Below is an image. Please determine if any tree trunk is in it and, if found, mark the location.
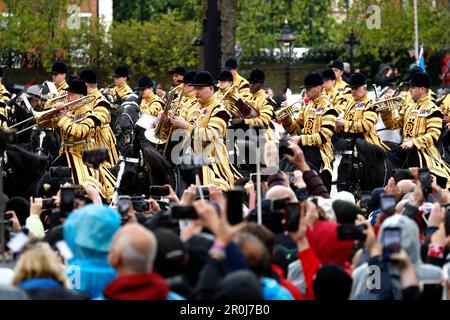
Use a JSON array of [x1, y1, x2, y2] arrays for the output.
[[218, 0, 237, 64]]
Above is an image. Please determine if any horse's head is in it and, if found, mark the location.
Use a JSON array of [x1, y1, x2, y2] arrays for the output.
[[115, 95, 141, 149], [333, 138, 388, 193]]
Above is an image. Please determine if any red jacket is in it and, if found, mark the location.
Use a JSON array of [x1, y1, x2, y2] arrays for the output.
[[271, 264, 303, 300]]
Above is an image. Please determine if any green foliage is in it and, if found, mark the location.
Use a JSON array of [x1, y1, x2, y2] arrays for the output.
[[237, 0, 337, 57], [100, 13, 199, 86], [333, 0, 450, 84]]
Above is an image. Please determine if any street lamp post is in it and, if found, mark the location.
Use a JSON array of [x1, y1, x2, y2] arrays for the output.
[[277, 20, 296, 90], [345, 31, 359, 73]]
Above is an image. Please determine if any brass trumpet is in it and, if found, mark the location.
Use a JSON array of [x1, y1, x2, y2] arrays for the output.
[[275, 89, 306, 121], [372, 96, 405, 112], [11, 94, 96, 134]]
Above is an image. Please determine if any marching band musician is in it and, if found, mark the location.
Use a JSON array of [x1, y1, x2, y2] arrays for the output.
[[41, 62, 69, 111], [329, 60, 351, 98], [79, 68, 119, 168], [46, 79, 116, 202], [224, 58, 252, 102], [214, 70, 236, 115], [335, 72, 390, 151], [51, 62, 69, 94], [136, 75, 165, 117], [230, 68, 276, 141], [156, 66, 187, 100], [322, 68, 348, 115], [0, 67, 11, 128], [174, 70, 199, 120], [380, 72, 450, 188], [281, 72, 338, 190], [110, 64, 134, 104], [170, 71, 241, 190]]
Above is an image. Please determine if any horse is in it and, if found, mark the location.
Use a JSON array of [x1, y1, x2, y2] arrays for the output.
[[0, 144, 49, 198], [331, 137, 396, 197], [111, 97, 176, 197], [6, 94, 60, 159]]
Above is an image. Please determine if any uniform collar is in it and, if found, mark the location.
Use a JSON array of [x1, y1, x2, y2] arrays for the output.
[[416, 95, 430, 104], [253, 89, 266, 99], [312, 94, 327, 105], [90, 87, 101, 97], [184, 90, 196, 99], [201, 94, 217, 108], [354, 92, 368, 103]]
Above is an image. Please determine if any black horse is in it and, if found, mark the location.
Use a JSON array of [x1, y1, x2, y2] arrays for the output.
[[332, 138, 396, 194], [0, 144, 49, 198], [7, 94, 60, 159], [111, 97, 176, 197]]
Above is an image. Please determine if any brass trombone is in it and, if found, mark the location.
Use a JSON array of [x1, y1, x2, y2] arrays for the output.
[[372, 96, 405, 112], [11, 94, 96, 134]]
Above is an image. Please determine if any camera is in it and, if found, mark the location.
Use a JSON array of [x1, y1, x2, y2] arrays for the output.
[[42, 198, 57, 210], [279, 140, 294, 156], [171, 205, 199, 220], [83, 148, 108, 167], [131, 196, 149, 213], [380, 193, 396, 215], [445, 205, 450, 236], [117, 196, 131, 222], [337, 224, 367, 241], [226, 188, 244, 225], [59, 186, 76, 216], [195, 186, 210, 200], [284, 202, 301, 232], [49, 166, 72, 180], [419, 170, 433, 197], [382, 227, 402, 261], [149, 185, 171, 197]]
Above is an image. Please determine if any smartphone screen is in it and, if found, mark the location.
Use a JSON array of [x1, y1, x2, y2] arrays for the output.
[[382, 227, 402, 260], [171, 205, 198, 220], [445, 208, 450, 236], [337, 224, 367, 241], [226, 189, 243, 225], [60, 187, 75, 215], [117, 196, 131, 217], [285, 203, 300, 232], [149, 186, 170, 197], [380, 194, 396, 213]]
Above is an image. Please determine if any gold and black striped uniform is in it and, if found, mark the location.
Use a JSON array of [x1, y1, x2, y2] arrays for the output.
[[440, 94, 450, 119], [176, 90, 199, 120], [43, 80, 69, 110], [324, 86, 347, 115], [335, 77, 351, 96], [0, 83, 11, 128], [233, 73, 252, 103], [90, 88, 119, 168], [340, 92, 389, 151], [140, 92, 165, 117], [185, 95, 241, 190], [246, 89, 276, 141], [214, 86, 236, 116], [282, 94, 338, 175], [49, 102, 116, 201], [381, 95, 450, 188], [111, 82, 134, 104]]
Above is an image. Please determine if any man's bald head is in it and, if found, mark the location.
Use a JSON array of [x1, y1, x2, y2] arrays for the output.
[[265, 185, 297, 203], [109, 224, 157, 274]]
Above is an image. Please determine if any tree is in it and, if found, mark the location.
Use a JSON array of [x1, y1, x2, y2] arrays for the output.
[[236, 0, 336, 58], [0, 0, 104, 69], [334, 0, 450, 83], [101, 13, 199, 88], [219, 0, 238, 63]]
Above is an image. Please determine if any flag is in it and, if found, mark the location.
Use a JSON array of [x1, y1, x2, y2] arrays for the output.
[[418, 45, 425, 71]]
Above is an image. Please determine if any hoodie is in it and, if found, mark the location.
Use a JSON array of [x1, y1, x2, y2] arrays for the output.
[[103, 273, 170, 300], [351, 215, 442, 300]]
